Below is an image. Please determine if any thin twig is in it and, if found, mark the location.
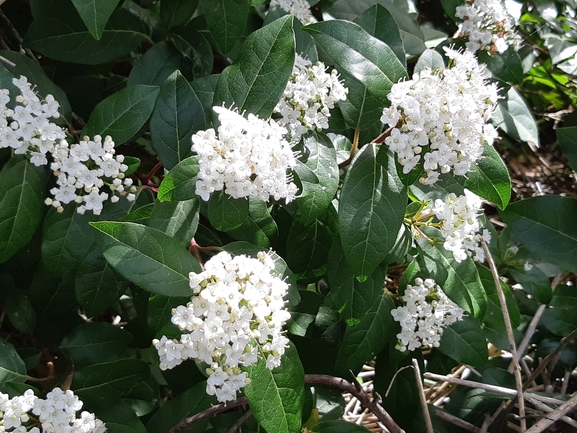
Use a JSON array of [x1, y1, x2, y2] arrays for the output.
[[0, 10, 39, 63], [434, 409, 482, 432], [511, 304, 546, 373], [412, 359, 434, 433], [169, 397, 248, 433], [524, 394, 577, 429], [338, 127, 360, 169], [481, 237, 526, 432], [525, 393, 577, 433], [0, 54, 15, 67], [228, 410, 253, 433]]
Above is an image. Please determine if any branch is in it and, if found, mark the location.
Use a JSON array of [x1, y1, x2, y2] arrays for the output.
[[168, 397, 248, 433], [412, 359, 433, 433], [525, 393, 577, 433]]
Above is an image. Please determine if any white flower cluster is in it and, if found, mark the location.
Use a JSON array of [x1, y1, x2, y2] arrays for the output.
[[391, 278, 465, 352], [0, 387, 106, 432], [274, 55, 348, 143], [0, 76, 137, 215], [455, 0, 522, 53], [270, 0, 315, 24], [432, 190, 491, 263], [381, 48, 499, 186], [153, 251, 291, 403], [47, 135, 136, 215], [191, 106, 298, 202]]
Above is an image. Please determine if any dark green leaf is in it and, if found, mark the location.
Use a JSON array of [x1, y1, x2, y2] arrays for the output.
[[90, 221, 200, 297], [75, 248, 130, 317], [150, 71, 206, 170], [149, 199, 200, 247], [127, 42, 182, 87], [61, 322, 132, 368], [24, 8, 149, 65], [337, 71, 384, 130], [158, 156, 199, 202], [207, 191, 250, 232], [339, 144, 406, 280], [286, 218, 333, 281], [71, 0, 122, 40], [0, 156, 47, 263], [478, 47, 523, 86], [439, 316, 488, 367], [541, 285, 577, 336], [42, 205, 95, 276], [499, 196, 577, 274], [96, 400, 147, 433], [161, 0, 198, 29], [454, 144, 511, 209], [303, 20, 407, 102], [245, 343, 304, 433], [312, 420, 372, 433], [83, 85, 160, 145], [506, 265, 552, 305], [335, 293, 396, 375], [214, 15, 294, 118], [477, 265, 520, 329], [493, 86, 540, 147], [414, 48, 445, 73], [148, 294, 190, 338], [557, 126, 577, 170], [226, 197, 278, 248], [200, 0, 249, 54], [5, 291, 36, 334], [294, 132, 339, 226], [169, 26, 214, 78], [0, 339, 27, 383]]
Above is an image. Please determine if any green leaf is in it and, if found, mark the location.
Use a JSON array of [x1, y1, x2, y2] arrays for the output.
[[127, 42, 182, 87], [478, 265, 520, 329], [414, 48, 445, 73], [214, 15, 295, 118], [244, 343, 304, 433], [5, 291, 36, 334], [148, 294, 190, 338], [416, 227, 487, 318], [439, 316, 488, 367], [339, 144, 406, 280], [73, 359, 149, 406], [200, 0, 249, 54], [24, 8, 149, 65], [70, 0, 122, 40], [312, 420, 372, 433], [226, 196, 278, 248], [286, 218, 333, 281], [90, 221, 200, 296], [557, 126, 577, 170], [0, 339, 27, 384], [353, 4, 405, 66], [169, 26, 214, 78], [337, 72, 384, 130], [303, 20, 407, 102], [207, 191, 250, 232], [478, 47, 523, 86], [160, 0, 198, 29], [454, 144, 511, 209], [294, 132, 339, 226], [150, 70, 206, 170], [41, 205, 95, 276], [146, 381, 214, 433], [75, 248, 130, 317], [499, 196, 577, 274], [83, 85, 160, 144], [61, 322, 132, 368], [0, 156, 47, 263], [158, 156, 199, 202], [96, 400, 147, 433], [149, 199, 200, 247], [335, 293, 396, 375], [492, 86, 540, 147], [541, 285, 577, 336], [327, 238, 387, 325]]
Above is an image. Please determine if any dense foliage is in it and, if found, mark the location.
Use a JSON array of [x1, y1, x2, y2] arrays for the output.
[[0, 0, 576, 432]]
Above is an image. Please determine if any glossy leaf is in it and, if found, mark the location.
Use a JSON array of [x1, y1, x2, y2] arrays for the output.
[[541, 285, 577, 336], [150, 71, 206, 169], [303, 20, 407, 102], [339, 144, 406, 280], [244, 343, 304, 433], [127, 42, 182, 87], [200, 0, 249, 54], [70, 0, 122, 40], [148, 294, 190, 338], [337, 71, 384, 130], [478, 47, 523, 86], [169, 25, 214, 78], [557, 126, 577, 169], [226, 197, 279, 248], [439, 316, 488, 367], [5, 291, 36, 334], [149, 199, 200, 247], [96, 400, 147, 433], [493, 86, 540, 147], [160, 0, 198, 30], [214, 15, 294, 118], [83, 85, 160, 145], [499, 196, 577, 273], [207, 191, 250, 232], [0, 339, 27, 384], [90, 221, 200, 297], [157, 156, 199, 202], [0, 156, 47, 263], [286, 218, 333, 281], [414, 48, 445, 73]]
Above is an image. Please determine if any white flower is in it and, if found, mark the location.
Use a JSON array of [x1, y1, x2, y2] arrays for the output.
[[455, 0, 522, 53], [191, 107, 298, 202], [274, 54, 348, 142], [381, 48, 498, 185], [270, 0, 315, 24], [154, 251, 291, 403], [391, 278, 464, 352]]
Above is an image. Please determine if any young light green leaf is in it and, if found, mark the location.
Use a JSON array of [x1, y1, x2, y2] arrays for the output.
[[439, 316, 488, 367], [0, 156, 47, 263], [557, 126, 577, 170], [158, 156, 199, 202], [70, 0, 122, 40], [82, 85, 160, 144], [492, 86, 540, 147], [149, 199, 200, 247], [127, 42, 182, 87], [303, 20, 407, 102], [294, 132, 339, 226], [150, 71, 206, 170], [214, 15, 294, 118], [207, 191, 250, 232], [499, 196, 577, 274], [200, 0, 249, 54], [454, 144, 511, 209], [244, 343, 304, 433], [160, 0, 198, 30], [0, 339, 27, 383], [90, 221, 200, 297], [339, 144, 406, 280]]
